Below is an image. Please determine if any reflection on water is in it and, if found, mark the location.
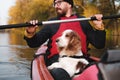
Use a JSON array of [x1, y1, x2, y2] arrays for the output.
[[0, 31, 35, 80], [0, 32, 35, 61], [0, 31, 120, 79]]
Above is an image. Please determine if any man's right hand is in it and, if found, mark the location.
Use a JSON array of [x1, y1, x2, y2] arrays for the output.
[[25, 20, 38, 38]]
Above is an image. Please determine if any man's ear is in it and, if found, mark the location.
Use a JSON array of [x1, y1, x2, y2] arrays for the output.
[[69, 4, 72, 8], [66, 2, 72, 8]]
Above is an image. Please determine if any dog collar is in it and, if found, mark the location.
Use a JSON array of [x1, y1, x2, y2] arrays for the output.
[[61, 55, 86, 59]]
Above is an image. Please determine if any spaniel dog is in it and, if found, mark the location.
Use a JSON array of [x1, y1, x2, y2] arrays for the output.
[[48, 29, 89, 77]]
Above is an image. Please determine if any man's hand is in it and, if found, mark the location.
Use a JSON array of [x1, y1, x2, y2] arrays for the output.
[[25, 20, 38, 38], [92, 14, 105, 30]]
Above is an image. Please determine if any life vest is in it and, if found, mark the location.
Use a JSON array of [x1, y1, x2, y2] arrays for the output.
[[48, 15, 87, 58]]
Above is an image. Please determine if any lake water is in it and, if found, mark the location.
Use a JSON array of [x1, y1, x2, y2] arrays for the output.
[[0, 31, 35, 80]]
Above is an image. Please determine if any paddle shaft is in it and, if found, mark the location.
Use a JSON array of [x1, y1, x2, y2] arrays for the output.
[[0, 14, 120, 29]]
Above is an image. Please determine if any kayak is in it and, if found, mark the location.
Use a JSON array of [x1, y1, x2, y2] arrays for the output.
[[31, 45, 54, 80], [31, 45, 120, 80]]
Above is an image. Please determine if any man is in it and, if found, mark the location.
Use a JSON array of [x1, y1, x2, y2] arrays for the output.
[[24, 0, 106, 80]]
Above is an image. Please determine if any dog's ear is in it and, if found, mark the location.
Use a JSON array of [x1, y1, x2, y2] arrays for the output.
[[58, 47, 64, 52], [67, 31, 81, 50]]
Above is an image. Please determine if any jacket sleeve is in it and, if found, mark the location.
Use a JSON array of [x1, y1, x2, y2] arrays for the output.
[[80, 19, 106, 49], [24, 25, 51, 48]]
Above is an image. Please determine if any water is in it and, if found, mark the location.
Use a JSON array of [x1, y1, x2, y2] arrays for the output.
[[0, 31, 35, 80]]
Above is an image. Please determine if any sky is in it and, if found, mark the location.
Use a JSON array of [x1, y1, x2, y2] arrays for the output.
[[0, 0, 16, 25]]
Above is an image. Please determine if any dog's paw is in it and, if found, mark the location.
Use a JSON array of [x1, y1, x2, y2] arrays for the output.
[[47, 62, 62, 70], [79, 59, 89, 65], [48, 65, 53, 70]]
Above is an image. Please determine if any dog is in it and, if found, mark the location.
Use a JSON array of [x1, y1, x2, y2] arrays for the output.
[[48, 29, 89, 77]]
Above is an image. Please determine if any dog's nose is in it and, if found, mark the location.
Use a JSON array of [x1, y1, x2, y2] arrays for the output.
[[56, 39, 59, 42]]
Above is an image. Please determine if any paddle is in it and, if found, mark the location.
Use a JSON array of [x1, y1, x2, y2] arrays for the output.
[[0, 14, 120, 29]]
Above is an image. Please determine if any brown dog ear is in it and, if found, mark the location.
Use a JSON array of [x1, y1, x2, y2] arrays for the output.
[[67, 31, 81, 51]]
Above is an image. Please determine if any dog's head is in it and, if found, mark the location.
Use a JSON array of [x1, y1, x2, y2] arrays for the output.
[[56, 29, 81, 56]]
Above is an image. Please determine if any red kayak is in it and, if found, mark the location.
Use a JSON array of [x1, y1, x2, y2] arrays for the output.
[[31, 45, 54, 80], [31, 45, 120, 80]]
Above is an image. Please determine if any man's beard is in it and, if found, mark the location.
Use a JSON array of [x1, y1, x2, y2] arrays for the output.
[[57, 12, 66, 17], [56, 9, 66, 17]]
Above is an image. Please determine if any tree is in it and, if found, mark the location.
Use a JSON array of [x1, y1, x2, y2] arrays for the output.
[[8, 0, 54, 33]]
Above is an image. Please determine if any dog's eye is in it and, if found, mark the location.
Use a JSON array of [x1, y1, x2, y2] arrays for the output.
[[65, 34, 69, 37]]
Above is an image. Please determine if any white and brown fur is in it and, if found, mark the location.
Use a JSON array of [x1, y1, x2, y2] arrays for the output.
[[48, 29, 89, 77]]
